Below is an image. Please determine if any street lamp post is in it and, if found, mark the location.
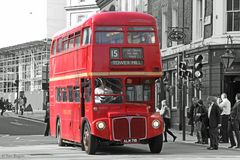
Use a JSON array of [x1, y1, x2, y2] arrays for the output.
[[221, 49, 235, 68], [221, 35, 235, 69], [14, 74, 19, 114]]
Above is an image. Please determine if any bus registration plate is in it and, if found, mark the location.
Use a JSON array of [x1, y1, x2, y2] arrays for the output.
[[123, 139, 138, 143]]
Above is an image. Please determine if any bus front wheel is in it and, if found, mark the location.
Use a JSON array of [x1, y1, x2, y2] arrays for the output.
[[56, 120, 65, 146], [82, 123, 97, 155], [148, 134, 163, 153]]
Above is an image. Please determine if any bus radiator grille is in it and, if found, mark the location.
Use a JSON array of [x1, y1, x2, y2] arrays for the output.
[[112, 116, 146, 140]]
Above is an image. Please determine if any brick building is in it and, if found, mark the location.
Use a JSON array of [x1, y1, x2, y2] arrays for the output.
[[148, 0, 240, 128]]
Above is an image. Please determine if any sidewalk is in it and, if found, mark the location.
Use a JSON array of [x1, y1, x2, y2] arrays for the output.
[[5, 110, 45, 122], [4, 111, 240, 150], [172, 129, 240, 150]]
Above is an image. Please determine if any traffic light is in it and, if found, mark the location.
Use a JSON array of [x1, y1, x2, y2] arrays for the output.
[[194, 55, 203, 79], [179, 61, 187, 79], [14, 79, 19, 87], [186, 68, 193, 80]]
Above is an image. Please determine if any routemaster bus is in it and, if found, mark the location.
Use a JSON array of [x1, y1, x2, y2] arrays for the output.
[[49, 11, 164, 154]]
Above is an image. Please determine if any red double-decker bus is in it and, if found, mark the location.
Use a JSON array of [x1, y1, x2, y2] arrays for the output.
[[49, 12, 163, 154]]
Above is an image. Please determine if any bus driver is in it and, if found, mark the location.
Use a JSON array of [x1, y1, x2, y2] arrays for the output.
[[95, 79, 113, 103]]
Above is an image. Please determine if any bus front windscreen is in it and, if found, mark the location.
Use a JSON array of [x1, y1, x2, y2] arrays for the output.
[[94, 78, 123, 104], [126, 78, 152, 102]]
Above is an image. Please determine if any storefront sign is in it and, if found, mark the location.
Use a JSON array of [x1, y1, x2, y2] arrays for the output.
[[168, 30, 186, 42]]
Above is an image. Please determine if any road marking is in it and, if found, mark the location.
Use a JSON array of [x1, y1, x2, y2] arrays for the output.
[[0, 134, 9, 137], [10, 122, 24, 126]]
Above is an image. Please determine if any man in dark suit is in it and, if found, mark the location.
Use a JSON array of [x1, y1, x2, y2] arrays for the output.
[[228, 93, 240, 148], [207, 96, 221, 150]]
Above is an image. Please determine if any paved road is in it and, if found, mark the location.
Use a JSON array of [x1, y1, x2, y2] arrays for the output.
[[1, 111, 240, 159], [0, 113, 46, 135], [0, 135, 240, 160]]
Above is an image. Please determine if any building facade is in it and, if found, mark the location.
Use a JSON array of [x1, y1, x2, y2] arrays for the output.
[[65, 0, 99, 27], [0, 40, 51, 110], [0, 0, 66, 111], [96, 0, 148, 12], [148, 0, 240, 128]]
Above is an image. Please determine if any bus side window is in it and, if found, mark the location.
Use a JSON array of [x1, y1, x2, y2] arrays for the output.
[[82, 78, 91, 102], [62, 36, 68, 52], [82, 27, 92, 46], [74, 86, 80, 102], [68, 34, 74, 49], [62, 88, 67, 102], [52, 40, 57, 55], [56, 88, 61, 102], [85, 79, 92, 102], [75, 31, 81, 48], [68, 86, 73, 102], [57, 38, 62, 53]]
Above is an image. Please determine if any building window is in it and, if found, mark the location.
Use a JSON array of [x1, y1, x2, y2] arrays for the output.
[[193, 0, 204, 40], [172, 3, 178, 46], [162, 12, 168, 49], [77, 15, 85, 23], [227, 0, 240, 31]]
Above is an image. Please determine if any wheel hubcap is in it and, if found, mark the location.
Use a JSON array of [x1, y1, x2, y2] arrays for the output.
[[57, 124, 61, 143], [83, 127, 89, 151]]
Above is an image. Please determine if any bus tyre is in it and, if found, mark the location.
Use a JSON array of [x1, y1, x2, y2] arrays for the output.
[[57, 120, 65, 146], [148, 134, 163, 153], [82, 123, 97, 155]]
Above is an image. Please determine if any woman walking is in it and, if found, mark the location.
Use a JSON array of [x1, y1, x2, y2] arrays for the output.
[[159, 100, 177, 142]]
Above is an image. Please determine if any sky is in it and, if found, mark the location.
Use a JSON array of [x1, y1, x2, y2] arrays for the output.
[[0, 0, 47, 48]]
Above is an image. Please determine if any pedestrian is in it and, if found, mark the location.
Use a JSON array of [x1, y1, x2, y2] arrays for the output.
[[188, 97, 198, 136], [44, 107, 50, 136], [159, 100, 177, 142], [0, 97, 5, 116], [19, 95, 27, 115], [228, 93, 240, 148], [206, 96, 221, 150], [217, 93, 231, 143], [198, 100, 209, 144], [194, 99, 207, 144]]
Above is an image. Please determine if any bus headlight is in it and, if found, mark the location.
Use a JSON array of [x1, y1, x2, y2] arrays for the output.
[[152, 120, 160, 129], [96, 121, 106, 130]]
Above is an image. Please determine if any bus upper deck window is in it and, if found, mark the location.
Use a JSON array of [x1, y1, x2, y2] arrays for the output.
[[95, 26, 123, 44], [82, 27, 92, 46], [128, 27, 155, 44], [75, 31, 81, 48], [68, 34, 74, 49], [62, 37, 68, 51], [52, 40, 57, 55], [57, 38, 62, 53]]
